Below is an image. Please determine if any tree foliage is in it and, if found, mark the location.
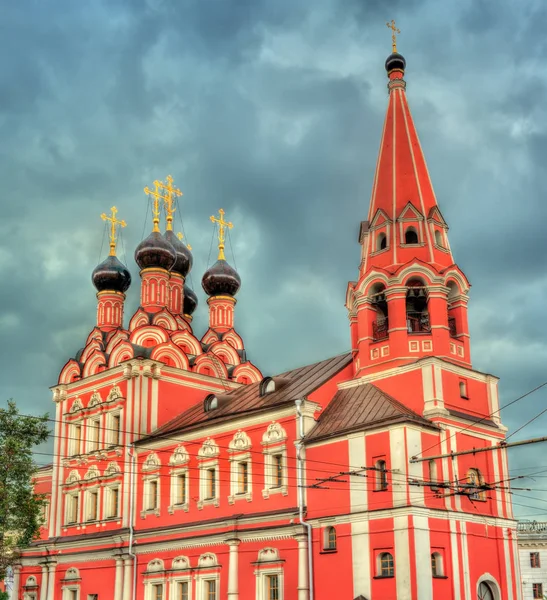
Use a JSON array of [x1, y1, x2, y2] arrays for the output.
[[0, 400, 49, 580]]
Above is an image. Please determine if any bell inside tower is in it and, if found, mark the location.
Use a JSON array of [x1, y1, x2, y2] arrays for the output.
[[406, 279, 430, 334]]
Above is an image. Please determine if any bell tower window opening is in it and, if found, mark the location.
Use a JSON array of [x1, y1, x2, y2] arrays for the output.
[[405, 226, 419, 244], [376, 232, 388, 251], [375, 459, 388, 491], [434, 229, 444, 247], [459, 379, 469, 399], [466, 468, 486, 501], [406, 279, 430, 334], [370, 283, 389, 342]]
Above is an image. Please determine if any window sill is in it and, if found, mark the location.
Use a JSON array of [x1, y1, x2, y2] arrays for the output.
[[262, 485, 288, 499], [433, 575, 448, 579], [320, 549, 337, 555], [372, 489, 389, 493], [228, 492, 252, 505], [373, 575, 394, 579], [140, 508, 160, 518], [168, 503, 190, 514], [197, 498, 220, 510]]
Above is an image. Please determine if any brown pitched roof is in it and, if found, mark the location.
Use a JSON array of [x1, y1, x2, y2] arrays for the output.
[[305, 383, 437, 443], [140, 352, 352, 442]]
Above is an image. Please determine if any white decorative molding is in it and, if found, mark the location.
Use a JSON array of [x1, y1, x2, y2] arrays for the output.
[[65, 567, 80, 580], [105, 461, 121, 476], [84, 465, 101, 480], [169, 445, 189, 466], [257, 547, 280, 562], [261, 422, 287, 445], [198, 438, 219, 459], [147, 558, 165, 572], [229, 430, 252, 452], [143, 452, 161, 472], [70, 397, 83, 413], [198, 553, 218, 568], [107, 384, 123, 402], [88, 390, 102, 407], [172, 556, 190, 570], [66, 470, 81, 484]]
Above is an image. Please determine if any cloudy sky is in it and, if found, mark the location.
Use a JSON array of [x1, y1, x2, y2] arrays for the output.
[[1, 0, 547, 517]]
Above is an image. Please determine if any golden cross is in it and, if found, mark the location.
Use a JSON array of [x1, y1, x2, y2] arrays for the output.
[[209, 208, 233, 261], [386, 19, 400, 53], [158, 175, 183, 231], [101, 206, 127, 256], [176, 231, 192, 251], [143, 180, 164, 232]]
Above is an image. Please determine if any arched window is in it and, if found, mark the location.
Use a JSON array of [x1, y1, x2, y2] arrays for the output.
[[370, 283, 389, 341], [406, 279, 430, 334], [375, 460, 388, 491], [478, 581, 496, 600], [434, 230, 444, 247], [324, 526, 337, 551], [378, 552, 394, 577], [405, 227, 419, 244], [431, 552, 443, 577], [204, 395, 218, 412], [459, 380, 468, 399], [467, 468, 486, 501], [259, 377, 276, 396], [377, 232, 387, 251], [428, 460, 439, 492]]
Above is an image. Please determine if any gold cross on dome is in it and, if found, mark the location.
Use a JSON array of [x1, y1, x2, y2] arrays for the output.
[[143, 180, 164, 233], [101, 206, 127, 256], [209, 208, 233, 261], [158, 174, 183, 231], [176, 231, 192, 251], [386, 19, 400, 53]]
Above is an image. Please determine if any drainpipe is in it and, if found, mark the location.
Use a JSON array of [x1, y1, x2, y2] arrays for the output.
[[295, 398, 314, 600], [127, 445, 137, 600]]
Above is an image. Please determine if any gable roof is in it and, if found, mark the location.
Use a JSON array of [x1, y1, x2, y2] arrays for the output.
[[140, 352, 353, 442], [305, 383, 437, 443]]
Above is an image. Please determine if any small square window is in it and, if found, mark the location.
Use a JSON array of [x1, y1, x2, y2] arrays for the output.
[[531, 552, 541, 568]]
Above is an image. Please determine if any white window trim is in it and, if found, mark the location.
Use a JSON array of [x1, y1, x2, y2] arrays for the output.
[[61, 585, 80, 600], [64, 491, 80, 526], [141, 475, 160, 518], [106, 410, 122, 447], [195, 574, 220, 600], [168, 467, 189, 514], [104, 483, 121, 520], [169, 577, 192, 600], [86, 417, 101, 453], [69, 422, 83, 456], [255, 567, 284, 600], [197, 460, 219, 509], [144, 578, 166, 600], [262, 446, 288, 499], [83, 486, 100, 523], [228, 452, 252, 504]]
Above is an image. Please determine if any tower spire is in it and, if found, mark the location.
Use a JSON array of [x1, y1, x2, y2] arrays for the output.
[[386, 19, 400, 53], [159, 175, 183, 232], [101, 206, 126, 256], [209, 209, 233, 261]]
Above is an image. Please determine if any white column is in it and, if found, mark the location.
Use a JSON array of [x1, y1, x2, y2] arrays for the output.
[[295, 533, 309, 600], [11, 565, 21, 600], [45, 562, 56, 600], [122, 558, 133, 600], [114, 557, 124, 600], [226, 538, 240, 599], [39, 564, 48, 600]]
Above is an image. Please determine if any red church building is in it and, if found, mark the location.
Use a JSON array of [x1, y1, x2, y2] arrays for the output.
[[14, 39, 521, 600]]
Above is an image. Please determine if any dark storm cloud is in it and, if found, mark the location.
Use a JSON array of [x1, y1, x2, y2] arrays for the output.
[[1, 0, 547, 513]]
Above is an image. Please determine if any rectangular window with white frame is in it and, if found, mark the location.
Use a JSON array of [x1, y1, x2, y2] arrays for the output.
[[169, 470, 189, 514], [105, 485, 120, 519], [141, 477, 160, 517], [85, 488, 99, 522], [62, 588, 80, 600], [69, 423, 83, 456], [107, 412, 122, 446], [65, 492, 80, 525], [256, 569, 283, 600], [171, 579, 190, 600], [87, 418, 100, 452], [262, 447, 288, 498], [228, 453, 252, 504], [198, 461, 219, 509]]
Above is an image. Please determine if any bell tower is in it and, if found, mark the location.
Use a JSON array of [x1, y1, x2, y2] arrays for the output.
[[347, 31, 471, 378]]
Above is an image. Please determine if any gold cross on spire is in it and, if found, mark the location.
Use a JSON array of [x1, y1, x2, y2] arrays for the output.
[[101, 206, 127, 256], [143, 180, 164, 233], [386, 19, 400, 53], [176, 231, 192, 251], [209, 208, 233, 261], [158, 175, 183, 231]]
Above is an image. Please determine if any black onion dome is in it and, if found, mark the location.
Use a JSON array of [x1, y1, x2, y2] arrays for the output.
[[92, 255, 131, 293], [134, 231, 176, 271], [202, 259, 241, 297], [385, 52, 406, 74], [183, 283, 198, 316], [165, 230, 193, 277]]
